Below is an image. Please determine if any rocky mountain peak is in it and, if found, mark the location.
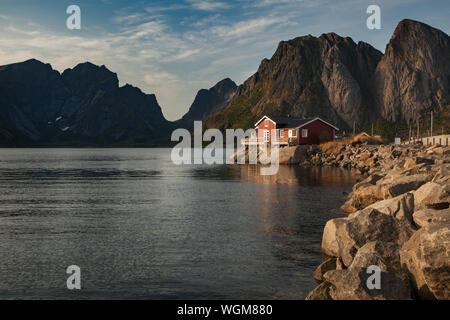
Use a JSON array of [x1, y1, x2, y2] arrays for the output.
[[62, 62, 119, 92], [207, 19, 449, 132], [212, 78, 236, 94], [374, 19, 450, 123], [178, 78, 237, 129]]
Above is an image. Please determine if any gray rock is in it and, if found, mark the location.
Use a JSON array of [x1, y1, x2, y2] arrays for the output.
[[377, 173, 433, 199], [414, 181, 450, 210], [366, 192, 415, 225], [400, 222, 450, 300], [350, 241, 402, 273], [322, 208, 415, 267], [323, 268, 412, 300], [413, 209, 441, 228]]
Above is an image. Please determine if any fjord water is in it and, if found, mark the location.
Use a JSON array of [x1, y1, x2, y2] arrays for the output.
[[0, 149, 356, 299]]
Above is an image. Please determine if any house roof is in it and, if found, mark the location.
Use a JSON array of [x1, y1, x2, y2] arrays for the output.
[[255, 115, 339, 131], [269, 116, 316, 128]]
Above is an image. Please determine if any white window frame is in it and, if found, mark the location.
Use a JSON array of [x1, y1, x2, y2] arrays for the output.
[[264, 130, 270, 143], [280, 130, 284, 138], [290, 129, 297, 138], [264, 119, 269, 127], [302, 129, 308, 138]]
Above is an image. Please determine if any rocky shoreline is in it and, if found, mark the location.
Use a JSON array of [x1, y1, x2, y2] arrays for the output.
[[304, 143, 449, 300]]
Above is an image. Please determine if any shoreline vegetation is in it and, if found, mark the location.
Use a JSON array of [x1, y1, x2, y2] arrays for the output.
[[296, 138, 450, 300]]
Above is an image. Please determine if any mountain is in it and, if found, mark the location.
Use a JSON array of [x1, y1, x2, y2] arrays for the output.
[[206, 19, 450, 133], [206, 33, 383, 130], [0, 59, 171, 146], [373, 19, 450, 124], [1, 19, 448, 146], [176, 78, 237, 130]]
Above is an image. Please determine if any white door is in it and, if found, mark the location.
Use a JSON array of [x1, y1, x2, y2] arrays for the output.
[[264, 130, 270, 143]]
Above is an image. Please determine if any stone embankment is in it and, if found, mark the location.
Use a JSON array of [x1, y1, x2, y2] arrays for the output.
[[305, 143, 449, 300]]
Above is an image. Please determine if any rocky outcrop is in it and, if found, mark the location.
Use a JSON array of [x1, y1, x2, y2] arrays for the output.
[[307, 143, 450, 300], [207, 32, 382, 130], [374, 19, 450, 124], [207, 19, 450, 132], [231, 145, 309, 165], [0, 59, 171, 146]]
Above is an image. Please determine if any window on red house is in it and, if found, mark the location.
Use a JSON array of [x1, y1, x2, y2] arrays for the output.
[[302, 129, 308, 138]]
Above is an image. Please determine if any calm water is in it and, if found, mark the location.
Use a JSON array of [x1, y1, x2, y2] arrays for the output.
[[0, 148, 357, 299]]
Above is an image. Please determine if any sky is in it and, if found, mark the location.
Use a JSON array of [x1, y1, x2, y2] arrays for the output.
[[0, 0, 449, 120]]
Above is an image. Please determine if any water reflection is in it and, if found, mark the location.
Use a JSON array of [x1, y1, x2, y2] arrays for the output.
[[239, 165, 357, 186], [0, 148, 357, 300]]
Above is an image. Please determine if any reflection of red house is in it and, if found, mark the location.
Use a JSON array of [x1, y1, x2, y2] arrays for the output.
[[254, 116, 339, 145]]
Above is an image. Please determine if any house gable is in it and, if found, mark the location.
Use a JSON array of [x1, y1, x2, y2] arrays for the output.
[[297, 117, 339, 131], [254, 116, 277, 127]]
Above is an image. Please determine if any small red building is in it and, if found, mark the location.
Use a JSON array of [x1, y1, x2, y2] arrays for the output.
[[253, 116, 339, 145]]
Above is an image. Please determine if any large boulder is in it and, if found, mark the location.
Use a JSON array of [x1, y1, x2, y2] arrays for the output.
[[413, 209, 448, 228], [322, 208, 415, 267], [351, 184, 384, 207], [400, 222, 450, 299], [322, 268, 412, 300], [352, 173, 385, 191], [350, 241, 402, 273], [278, 145, 308, 164], [366, 192, 415, 225], [413, 182, 450, 210], [350, 252, 390, 272], [377, 173, 433, 199]]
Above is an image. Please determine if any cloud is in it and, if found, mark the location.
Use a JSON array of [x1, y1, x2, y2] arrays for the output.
[[187, 0, 230, 11], [211, 17, 284, 39]]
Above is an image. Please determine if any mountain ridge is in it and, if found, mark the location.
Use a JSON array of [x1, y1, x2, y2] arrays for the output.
[[0, 19, 448, 146], [206, 19, 450, 136], [0, 59, 171, 146]]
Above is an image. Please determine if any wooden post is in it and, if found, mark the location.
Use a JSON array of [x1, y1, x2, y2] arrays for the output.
[[431, 111, 433, 137], [417, 119, 420, 140]]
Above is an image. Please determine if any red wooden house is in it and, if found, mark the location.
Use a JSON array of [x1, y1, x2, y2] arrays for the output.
[[253, 116, 339, 145]]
